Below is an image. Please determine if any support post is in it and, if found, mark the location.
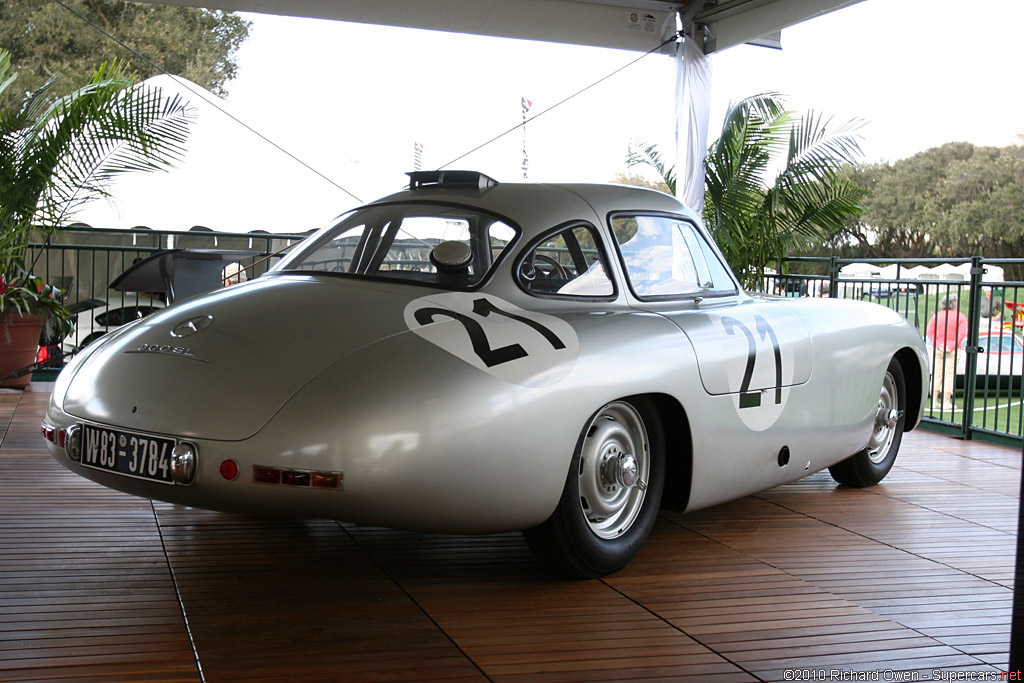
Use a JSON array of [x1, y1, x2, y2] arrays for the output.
[[961, 257, 984, 440], [1011, 439, 1023, 670]]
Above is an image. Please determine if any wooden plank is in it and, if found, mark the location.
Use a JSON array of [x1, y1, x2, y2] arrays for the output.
[[0, 384, 1015, 680]]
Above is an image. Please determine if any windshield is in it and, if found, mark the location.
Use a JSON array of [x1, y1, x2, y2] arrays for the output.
[[271, 203, 517, 288], [985, 334, 1024, 354]]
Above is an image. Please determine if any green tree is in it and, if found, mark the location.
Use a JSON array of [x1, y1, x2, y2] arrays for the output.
[[935, 145, 1024, 257], [0, 46, 193, 323], [624, 142, 675, 194], [612, 170, 670, 194], [847, 143, 974, 260], [0, 1, 250, 110], [808, 142, 1024, 271], [626, 93, 866, 289]]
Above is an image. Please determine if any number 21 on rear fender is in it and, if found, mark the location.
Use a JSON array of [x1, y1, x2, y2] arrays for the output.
[[404, 292, 580, 388], [673, 303, 813, 432]]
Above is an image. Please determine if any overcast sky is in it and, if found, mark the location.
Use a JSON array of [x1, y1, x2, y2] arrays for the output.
[[75, 0, 1024, 233]]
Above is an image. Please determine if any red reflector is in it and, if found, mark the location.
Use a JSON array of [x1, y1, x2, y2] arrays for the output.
[[281, 470, 311, 487], [219, 459, 239, 480], [58, 429, 67, 448], [252, 466, 280, 484], [312, 472, 341, 489], [40, 423, 55, 443]]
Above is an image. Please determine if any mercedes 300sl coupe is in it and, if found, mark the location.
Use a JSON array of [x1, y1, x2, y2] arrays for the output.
[[42, 171, 929, 578]]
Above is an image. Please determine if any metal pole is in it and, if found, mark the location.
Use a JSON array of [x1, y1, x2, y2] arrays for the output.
[[828, 257, 839, 299], [960, 257, 984, 440], [1011, 435, 1023, 670]]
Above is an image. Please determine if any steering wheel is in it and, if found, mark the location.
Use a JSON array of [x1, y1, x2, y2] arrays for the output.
[[533, 253, 568, 279]]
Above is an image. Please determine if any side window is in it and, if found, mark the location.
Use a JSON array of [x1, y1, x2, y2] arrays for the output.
[[611, 214, 735, 298], [518, 224, 614, 297], [275, 204, 520, 288]]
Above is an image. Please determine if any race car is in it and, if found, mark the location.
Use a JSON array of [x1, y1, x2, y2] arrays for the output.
[[42, 170, 929, 578]]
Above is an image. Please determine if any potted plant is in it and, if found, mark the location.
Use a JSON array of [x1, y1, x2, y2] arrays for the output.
[[0, 47, 193, 387]]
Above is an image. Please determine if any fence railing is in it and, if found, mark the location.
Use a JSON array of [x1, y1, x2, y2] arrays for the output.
[[769, 256, 1024, 445], [30, 226, 307, 353]]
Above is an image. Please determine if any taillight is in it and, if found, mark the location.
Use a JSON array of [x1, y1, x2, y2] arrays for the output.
[[40, 422, 56, 443], [251, 465, 342, 490]]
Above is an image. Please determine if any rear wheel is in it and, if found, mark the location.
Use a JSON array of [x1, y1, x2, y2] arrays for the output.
[[524, 397, 664, 578], [829, 358, 906, 487]]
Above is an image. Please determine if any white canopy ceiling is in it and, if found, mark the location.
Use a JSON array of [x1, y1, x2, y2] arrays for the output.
[[141, 0, 864, 54]]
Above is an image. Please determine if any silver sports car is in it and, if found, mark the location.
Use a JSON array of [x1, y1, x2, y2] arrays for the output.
[[42, 171, 929, 578]]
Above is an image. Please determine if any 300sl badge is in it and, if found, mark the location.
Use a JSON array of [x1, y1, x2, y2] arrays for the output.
[[126, 343, 209, 363]]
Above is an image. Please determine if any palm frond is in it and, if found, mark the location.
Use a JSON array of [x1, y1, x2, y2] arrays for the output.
[[626, 138, 676, 194], [623, 90, 867, 288], [19, 60, 194, 229], [705, 93, 867, 283]]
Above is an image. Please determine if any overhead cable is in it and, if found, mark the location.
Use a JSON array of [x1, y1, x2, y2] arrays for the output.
[[51, 0, 363, 203], [438, 32, 682, 170]]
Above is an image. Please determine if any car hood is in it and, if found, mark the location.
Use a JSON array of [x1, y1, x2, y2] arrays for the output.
[[60, 275, 418, 441]]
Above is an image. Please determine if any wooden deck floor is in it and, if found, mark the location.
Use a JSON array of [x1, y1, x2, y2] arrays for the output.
[[1, 384, 1017, 682]]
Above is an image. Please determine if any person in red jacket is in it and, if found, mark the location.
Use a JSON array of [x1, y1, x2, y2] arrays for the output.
[[925, 294, 968, 409]]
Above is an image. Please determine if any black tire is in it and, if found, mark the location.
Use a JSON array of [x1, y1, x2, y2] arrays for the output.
[[829, 358, 906, 487], [523, 396, 665, 578]]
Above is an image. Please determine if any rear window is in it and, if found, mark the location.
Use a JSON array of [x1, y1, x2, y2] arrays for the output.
[[271, 203, 517, 289]]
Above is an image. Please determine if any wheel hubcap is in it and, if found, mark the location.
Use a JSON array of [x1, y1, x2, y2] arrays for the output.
[[578, 402, 650, 539], [867, 372, 901, 464]]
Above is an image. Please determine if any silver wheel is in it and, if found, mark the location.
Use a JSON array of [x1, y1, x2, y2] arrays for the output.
[[524, 396, 665, 577], [577, 401, 650, 539], [867, 371, 901, 464], [829, 358, 906, 488]]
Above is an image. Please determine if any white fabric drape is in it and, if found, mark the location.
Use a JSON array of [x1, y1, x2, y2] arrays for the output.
[[673, 34, 711, 215]]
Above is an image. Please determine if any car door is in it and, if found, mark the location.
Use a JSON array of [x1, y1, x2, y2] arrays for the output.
[[607, 213, 816, 505]]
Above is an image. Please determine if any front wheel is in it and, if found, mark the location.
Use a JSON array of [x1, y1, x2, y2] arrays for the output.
[[829, 358, 906, 487], [523, 397, 664, 578]]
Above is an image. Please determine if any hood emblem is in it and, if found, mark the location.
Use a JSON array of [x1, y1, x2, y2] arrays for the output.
[[170, 315, 214, 338]]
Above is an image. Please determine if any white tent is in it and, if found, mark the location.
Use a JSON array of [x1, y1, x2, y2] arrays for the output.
[[73, 75, 356, 234], [839, 261, 1007, 284]]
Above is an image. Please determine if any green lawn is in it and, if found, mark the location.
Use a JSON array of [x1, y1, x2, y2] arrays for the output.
[[926, 390, 1023, 437], [858, 289, 1024, 438]]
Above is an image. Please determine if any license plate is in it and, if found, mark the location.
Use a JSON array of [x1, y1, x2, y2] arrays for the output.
[[79, 425, 176, 485]]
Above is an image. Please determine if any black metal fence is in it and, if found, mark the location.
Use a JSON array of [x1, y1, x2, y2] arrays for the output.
[[29, 226, 307, 354], [768, 256, 1024, 446]]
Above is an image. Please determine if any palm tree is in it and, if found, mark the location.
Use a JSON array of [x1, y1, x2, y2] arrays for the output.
[[0, 46, 193, 323], [625, 141, 676, 195], [627, 92, 866, 290]]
